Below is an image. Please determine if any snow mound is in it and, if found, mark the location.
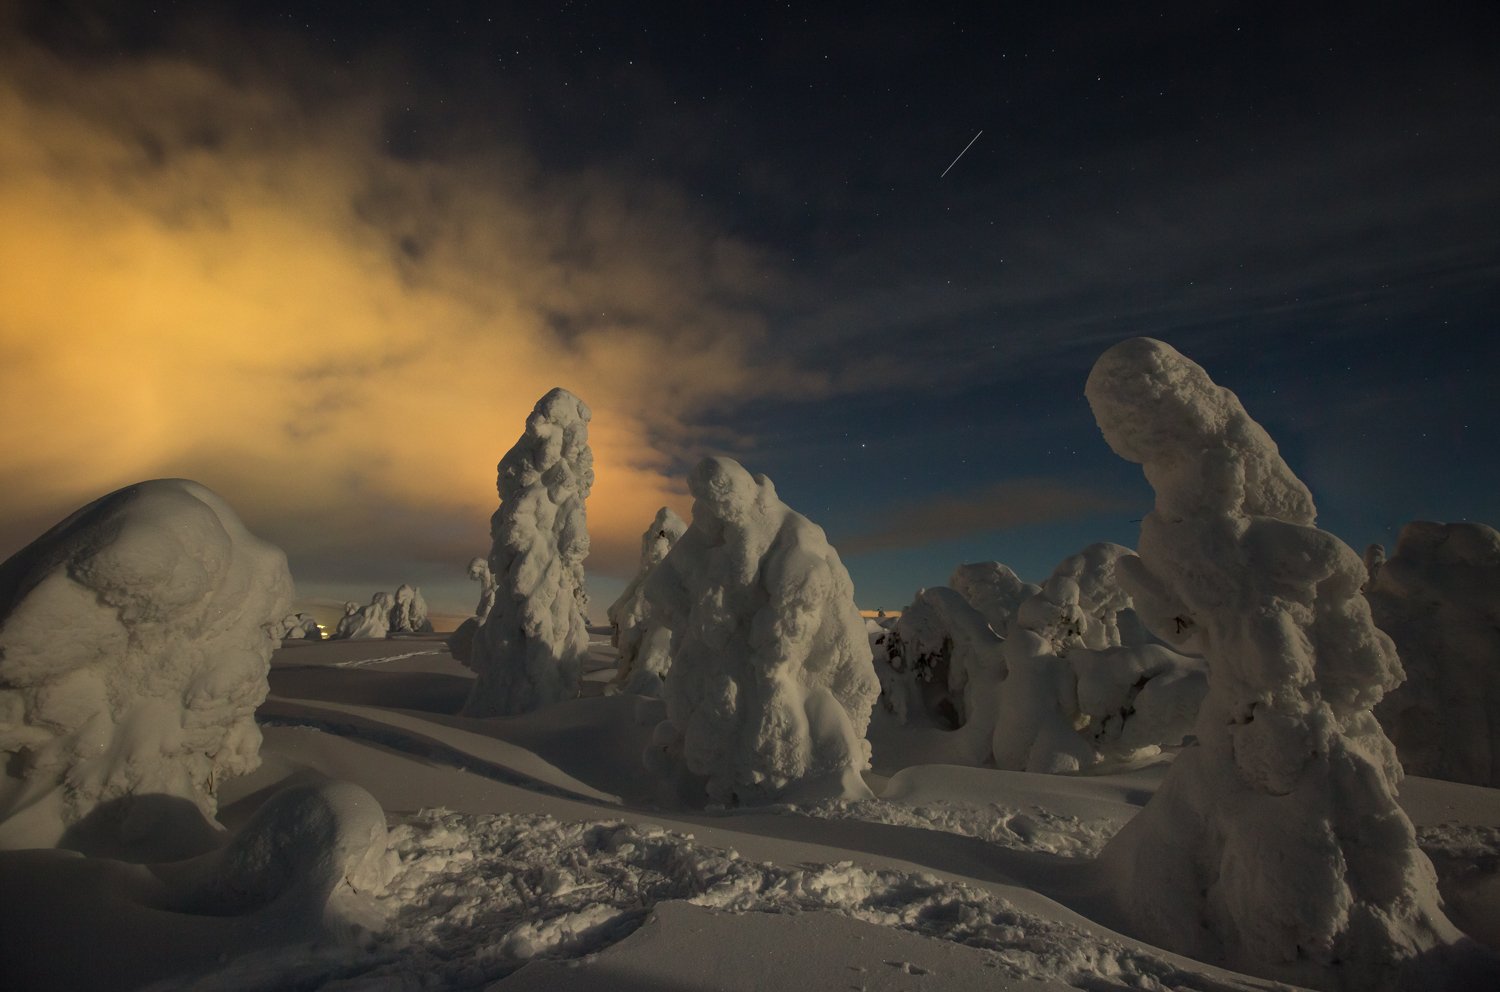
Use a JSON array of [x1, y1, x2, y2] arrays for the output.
[[606, 506, 686, 697], [465, 387, 594, 717], [643, 457, 880, 805], [1086, 337, 1475, 990], [1368, 521, 1500, 787], [0, 479, 292, 853]]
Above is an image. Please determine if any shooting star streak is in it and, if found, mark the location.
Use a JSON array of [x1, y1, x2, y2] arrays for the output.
[[940, 129, 983, 178]]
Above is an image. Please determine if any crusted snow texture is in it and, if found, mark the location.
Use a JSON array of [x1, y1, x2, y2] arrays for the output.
[[0, 479, 292, 852], [335, 592, 393, 640], [389, 584, 432, 634], [607, 507, 687, 697], [948, 561, 1039, 633], [464, 387, 593, 717], [1369, 521, 1500, 787], [1086, 337, 1468, 991], [467, 556, 497, 622], [880, 585, 1006, 731], [643, 457, 880, 805]]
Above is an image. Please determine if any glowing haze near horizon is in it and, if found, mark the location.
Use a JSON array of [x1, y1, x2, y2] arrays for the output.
[[1, 2, 1496, 617]]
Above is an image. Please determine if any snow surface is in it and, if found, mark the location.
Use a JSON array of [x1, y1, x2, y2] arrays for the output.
[[644, 457, 881, 805], [1368, 520, 1500, 788], [0, 479, 293, 855], [4, 629, 1498, 990], [606, 506, 686, 697], [465, 387, 594, 717], [1085, 337, 1482, 991]]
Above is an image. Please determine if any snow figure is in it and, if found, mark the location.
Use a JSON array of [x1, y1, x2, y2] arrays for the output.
[[0, 479, 292, 853], [333, 592, 393, 640], [643, 457, 880, 805], [948, 561, 1038, 634], [467, 556, 497, 621], [1369, 521, 1500, 787], [607, 507, 687, 697], [463, 387, 593, 717], [1085, 338, 1468, 990], [1070, 642, 1206, 753]]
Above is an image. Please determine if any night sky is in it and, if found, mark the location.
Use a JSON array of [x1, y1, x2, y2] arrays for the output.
[[2, 1, 1496, 618]]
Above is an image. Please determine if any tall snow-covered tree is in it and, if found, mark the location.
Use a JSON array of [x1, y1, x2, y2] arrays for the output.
[[463, 388, 593, 717]]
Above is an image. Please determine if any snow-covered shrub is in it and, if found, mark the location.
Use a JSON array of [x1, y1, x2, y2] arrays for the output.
[[881, 585, 1006, 732], [334, 592, 393, 640], [1070, 643, 1206, 752], [1047, 542, 1141, 649], [1369, 520, 1500, 787], [607, 507, 686, 697], [642, 457, 880, 804], [464, 387, 593, 717], [1086, 337, 1461, 989], [0, 479, 292, 851], [991, 578, 1098, 773], [948, 561, 1038, 633]]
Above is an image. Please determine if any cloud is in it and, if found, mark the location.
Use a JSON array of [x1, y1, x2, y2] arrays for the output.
[[838, 478, 1128, 556], [0, 26, 819, 604]]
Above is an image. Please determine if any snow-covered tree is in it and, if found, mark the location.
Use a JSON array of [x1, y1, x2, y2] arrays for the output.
[[467, 556, 497, 622], [947, 561, 1038, 633], [643, 457, 880, 804], [463, 387, 593, 717], [277, 613, 323, 642], [1085, 337, 1463, 990], [607, 507, 686, 697], [0, 479, 292, 853], [1369, 520, 1500, 787], [389, 583, 432, 633], [334, 592, 393, 640]]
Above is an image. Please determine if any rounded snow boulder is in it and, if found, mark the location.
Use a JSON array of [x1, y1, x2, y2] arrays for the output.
[[0, 479, 293, 854]]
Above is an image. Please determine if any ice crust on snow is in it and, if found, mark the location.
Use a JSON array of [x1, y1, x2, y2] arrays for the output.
[[1085, 337, 1469, 990], [643, 456, 881, 805], [1368, 521, 1500, 787], [0, 479, 292, 852], [607, 506, 686, 697], [464, 387, 594, 717]]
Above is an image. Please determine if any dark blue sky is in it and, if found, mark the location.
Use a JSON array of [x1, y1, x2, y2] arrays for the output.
[[6, 1, 1498, 613]]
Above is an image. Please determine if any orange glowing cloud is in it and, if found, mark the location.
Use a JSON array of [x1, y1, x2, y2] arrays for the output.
[[0, 34, 817, 606]]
